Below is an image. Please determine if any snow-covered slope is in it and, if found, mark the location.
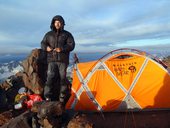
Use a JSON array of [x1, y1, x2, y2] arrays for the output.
[[0, 61, 23, 83]]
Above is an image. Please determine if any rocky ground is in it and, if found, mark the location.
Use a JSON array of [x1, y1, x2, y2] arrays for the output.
[[0, 49, 93, 128], [1, 104, 170, 128], [163, 56, 170, 69]]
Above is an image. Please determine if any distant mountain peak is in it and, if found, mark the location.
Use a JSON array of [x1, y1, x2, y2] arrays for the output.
[[0, 61, 23, 83]]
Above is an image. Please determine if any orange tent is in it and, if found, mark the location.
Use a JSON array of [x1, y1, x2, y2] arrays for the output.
[[66, 48, 170, 112]]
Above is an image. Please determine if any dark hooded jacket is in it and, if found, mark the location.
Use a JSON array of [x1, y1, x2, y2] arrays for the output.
[[41, 15, 75, 64]]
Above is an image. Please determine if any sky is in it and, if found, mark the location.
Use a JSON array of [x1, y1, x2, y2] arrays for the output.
[[0, 0, 170, 55]]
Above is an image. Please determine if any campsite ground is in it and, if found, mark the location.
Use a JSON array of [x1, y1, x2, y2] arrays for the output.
[[86, 110, 170, 128]]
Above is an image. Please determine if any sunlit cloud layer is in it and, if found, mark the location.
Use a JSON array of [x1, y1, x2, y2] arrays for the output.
[[0, 0, 170, 54]]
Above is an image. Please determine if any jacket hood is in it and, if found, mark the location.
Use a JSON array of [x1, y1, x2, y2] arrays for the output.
[[50, 15, 65, 31]]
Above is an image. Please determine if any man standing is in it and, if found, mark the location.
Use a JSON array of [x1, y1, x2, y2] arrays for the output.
[[41, 15, 75, 105]]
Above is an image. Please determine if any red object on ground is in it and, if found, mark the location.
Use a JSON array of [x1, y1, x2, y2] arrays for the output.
[[24, 94, 42, 108]]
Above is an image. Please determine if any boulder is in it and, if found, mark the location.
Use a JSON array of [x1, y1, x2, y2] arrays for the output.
[[67, 114, 94, 128], [31, 101, 64, 128], [0, 111, 13, 127], [22, 48, 47, 94]]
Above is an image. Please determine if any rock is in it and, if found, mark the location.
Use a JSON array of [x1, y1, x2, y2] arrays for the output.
[[0, 88, 7, 109], [36, 101, 64, 119], [22, 48, 47, 94], [0, 111, 13, 126], [31, 101, 64, 128], [0, 75, 25, 108], [0, 111, 32, 128], [67, 114, 94, 128], [0, 48, 47, 113]]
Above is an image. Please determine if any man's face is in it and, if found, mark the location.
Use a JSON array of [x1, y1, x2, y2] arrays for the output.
[[54, 20, 62, 30]]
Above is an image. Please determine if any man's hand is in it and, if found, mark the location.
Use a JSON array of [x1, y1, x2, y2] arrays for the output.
[[54, 48, 61, 52], [46, 46, 53, 52]]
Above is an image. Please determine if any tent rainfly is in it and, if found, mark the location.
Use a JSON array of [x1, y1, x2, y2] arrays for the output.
[[66, 48, 170, 112]]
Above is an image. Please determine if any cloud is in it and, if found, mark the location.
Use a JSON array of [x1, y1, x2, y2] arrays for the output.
[[0, 0, 170, 54], [0, 44, 33, 54]]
